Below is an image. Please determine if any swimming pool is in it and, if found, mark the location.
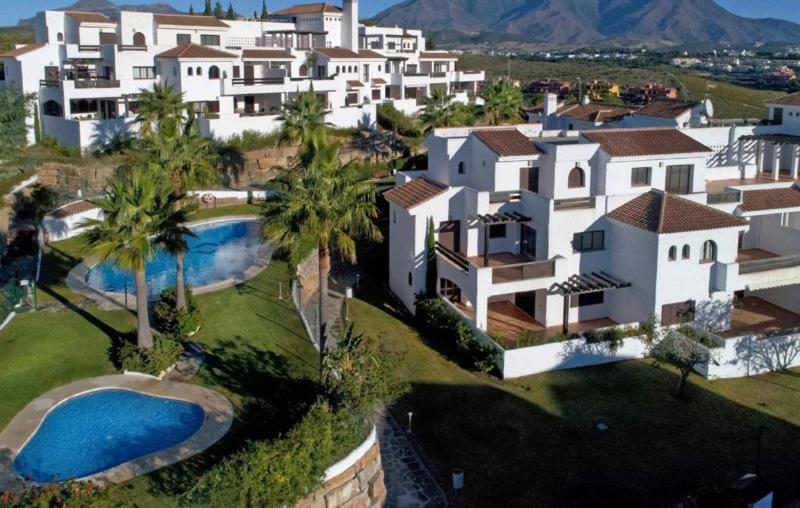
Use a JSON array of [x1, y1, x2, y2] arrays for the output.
[[13, 389, 205, 482], [85, 219, 262, 298]]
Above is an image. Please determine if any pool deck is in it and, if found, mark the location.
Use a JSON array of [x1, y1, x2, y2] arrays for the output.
[[0, 374, 233, 490], [66, 216, 273, 310]]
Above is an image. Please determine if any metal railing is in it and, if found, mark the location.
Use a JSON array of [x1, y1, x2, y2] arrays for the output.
[[435, 242, 470, 271], [232, 77, 285, 85], [707, 190, 742, 205], [554, 197, 596, 210], [74, 79, 120, 89], [77, 45, 101, 51], [118, 44, 147, 51], [430, 72, 448, 78], [492, 259, 556, 284], [739, 254, 800, 275], [39, 79, 60, 88]]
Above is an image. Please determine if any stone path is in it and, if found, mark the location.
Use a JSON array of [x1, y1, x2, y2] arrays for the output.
[[377, 408, 448, 508], [163, 342, 206, 382]]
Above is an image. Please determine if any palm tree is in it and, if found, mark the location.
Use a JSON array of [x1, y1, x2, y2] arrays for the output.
[[81, 169, 181, 348], [135, 83, 188, 137], [278, 91, 328, 146], [420, 87, 455, 133], [262, 130, 382, 369], [480, 79, 523, 126]]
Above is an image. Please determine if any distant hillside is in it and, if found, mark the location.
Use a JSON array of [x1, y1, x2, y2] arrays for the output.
[[0, 26, 35, 52], [17, 0, 180, 26], [373, 0, 800, 49]]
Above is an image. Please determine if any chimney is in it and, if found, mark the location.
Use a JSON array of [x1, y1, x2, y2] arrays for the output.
[[342, 0, 359, 51], [543, 93, 558, 118]]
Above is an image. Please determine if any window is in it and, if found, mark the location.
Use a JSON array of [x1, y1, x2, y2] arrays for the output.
[[132, 66, 156, 79], [196, 66, 203, 76], [201, 34, 220, 46], [572, 230, 604, 252], [187, 67, 193, 76], [661, 300, 696, 326], [233, 66, 240, 78], [571, 291, 604, 308], [682, 245, 691, 260], [701, 240, 717, 263], [43, 100, 63, 117], [57, 32, 64, 42], [392, 211, 396, 224], [408, 272, 412, 286], [773, 107, 784, 125], [336, 65, 340, 73], [458, 161, 465, 174], [208, 65, 220, 79], [568, 166, 585, 188], [205, 101, 220, 113], [177, 33, 191, 45], [99, 32, 117, 44], [132, 32, 146, 46], [0, 63, 4, 81], [489, 224, 507, 239], [665, 165, 693, 195], [631, 167, 651, 187], [668, 246, 677, 261], [520, 166, 539, 193]]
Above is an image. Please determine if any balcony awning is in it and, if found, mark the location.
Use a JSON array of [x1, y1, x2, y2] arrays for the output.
[[551, 271, 630, 296], [471, 212, 531, 225]]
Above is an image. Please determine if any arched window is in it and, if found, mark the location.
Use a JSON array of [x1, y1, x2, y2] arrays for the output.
[[701, 240, 717, 263], [188, 67, 193, 76], [208, 65, 220, 79], [682, 245, 691, 260], [43, 100, 63, 117], [336, 65, 340, 73], [196, 66, 202, 76], [347, 65, 352, 73], [668, 246, 677, 261], [132, 32, 146, 46], [354, 65, 358, 73], [57, 32, 64, 42], [568, 166, 585, 188], [458, 161, 465, 174], [299, 64, 308, 77], [378, 65, 382, 72]]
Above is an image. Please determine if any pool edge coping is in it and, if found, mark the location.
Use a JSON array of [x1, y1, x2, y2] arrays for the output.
[[65, 216, 271, 310], [0, 374, 234, 490]]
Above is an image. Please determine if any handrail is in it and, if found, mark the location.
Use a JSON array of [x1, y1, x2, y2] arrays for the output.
[[739, 254, 800, 274], [232, 77, 285, 85], [492, 258, 556, 283], [77, 45, 101, 51], [554, 197, 596, 210], [39, 79, 60, 88], [118, 44, 147, 51], [435, 242, 469, 271], [74, 79, 120, 89]]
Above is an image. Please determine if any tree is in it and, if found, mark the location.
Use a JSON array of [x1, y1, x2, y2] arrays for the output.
[[213, 1, 223, 18], [420, 87, 455, 133], [278, 91, 327, 145], [134, 83, 187, 137], [262, 130, 382, 374], [425, 217, 437, 296], [225, 2, 235, 20], [188, 4, 195, 14], [203, 0, 212, 15], [261, 0, 269, 20], [480, 78, 523, 126], [0, 89, 34, 168], [81, 169, 183, 348]]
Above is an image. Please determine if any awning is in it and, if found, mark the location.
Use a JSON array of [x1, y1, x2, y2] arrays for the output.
[[550, 271, 631, 333], [470, 212, 531, 225]]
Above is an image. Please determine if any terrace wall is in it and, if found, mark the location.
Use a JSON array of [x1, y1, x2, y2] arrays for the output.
[[698, 332, 800, 380]]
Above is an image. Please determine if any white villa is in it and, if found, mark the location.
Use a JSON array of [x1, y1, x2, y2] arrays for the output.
[[386, 92, 800, 376], [0, 1, 484, 148]]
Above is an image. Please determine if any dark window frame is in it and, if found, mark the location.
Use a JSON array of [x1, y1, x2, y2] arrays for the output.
[[572, 230, 605, 252], [200, 34, 220, 46], [176, 33, 191, 45], [132, 66, 156, 80], [571, 291, 605, 308], [568, 166, 585, 188], [631, 166, 651, 187], [489, 224, 507, 239], [665, 165, 693, 195]]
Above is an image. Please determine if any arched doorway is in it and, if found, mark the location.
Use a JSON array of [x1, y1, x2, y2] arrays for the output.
[[132, 32, 146, 46], [43, 100, 63, 117]]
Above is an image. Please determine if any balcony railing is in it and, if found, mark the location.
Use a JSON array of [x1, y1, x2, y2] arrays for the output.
[[77, 45, 101, 52], [74, 79, 120, 89], [118, 44, 147, 51], [739, 254, 800, 275], [492, 259, 556, 284], [707, 190, 742, 205], [554, 197, 596, 211], [39, 79, 60, 88], [435, 242, 469, 271], [431, 72, 448, 78], [232, 77, 285, 86]]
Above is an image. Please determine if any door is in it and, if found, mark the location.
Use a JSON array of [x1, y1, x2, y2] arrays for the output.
[[515, 292, 536, 319], [44, 66, 59, 80], [99, 32, 116, 45], [519, 166, 539, 193], [244, 65, 254, 85], [521, 225, 537, 259], [438, 220, 461, 254], [665, 165, 693, 195], [661, 300, 695, 326], [244, 96, 255, 114]]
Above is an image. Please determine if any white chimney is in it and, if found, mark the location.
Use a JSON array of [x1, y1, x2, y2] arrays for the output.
[[543, 93, 558, 118], [342, 0, 359, 51]]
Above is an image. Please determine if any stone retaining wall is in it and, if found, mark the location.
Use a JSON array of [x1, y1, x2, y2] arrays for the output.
[[296, 441, 386, 508]]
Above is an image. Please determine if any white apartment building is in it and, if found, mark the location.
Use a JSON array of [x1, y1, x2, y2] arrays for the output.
[[0, 1, 484, 148], [386, 92, 800, 354]]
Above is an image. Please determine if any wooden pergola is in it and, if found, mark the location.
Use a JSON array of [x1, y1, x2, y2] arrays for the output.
[[470, 212, 532, 267], [551, 272, 631, 334]]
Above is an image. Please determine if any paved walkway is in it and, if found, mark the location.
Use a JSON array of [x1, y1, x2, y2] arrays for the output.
[[377, 408, 448, 508], [163, 342, 206, 382]]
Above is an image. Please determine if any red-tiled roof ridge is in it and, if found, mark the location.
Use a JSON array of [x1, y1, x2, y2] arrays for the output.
[[582, 128, 712, 157], [740, 186, 800, 212], [153, 13, 230, 28], [65, 11, 114, 23], [473, 128, 539, 158], [384, 177, 448, 210], [274, 3, 342, 15], [764, 91, 800, 105], [637, 100, 697, 119], [156, 43, 237, 59]]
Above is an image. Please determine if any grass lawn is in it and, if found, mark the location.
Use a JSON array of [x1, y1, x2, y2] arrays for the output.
[[349, 282, 800, 507]]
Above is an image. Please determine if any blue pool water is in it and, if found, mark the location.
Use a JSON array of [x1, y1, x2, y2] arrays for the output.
[[86, 219, 262, 298], [14, 390, 205, 482]]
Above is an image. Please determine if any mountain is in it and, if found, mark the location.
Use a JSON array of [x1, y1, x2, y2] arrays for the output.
[[372, 0, 800, 48], [18, 0, 180, 26]]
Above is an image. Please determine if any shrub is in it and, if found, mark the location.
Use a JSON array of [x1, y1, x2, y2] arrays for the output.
[[218, 130, 281, 153], [0, 481, 128, 507], [38, 135, 82, 159], [376, 103, 421, 138], [154, 285, 201, 338], [585, 327, 625, 353], [119, 336, 184, 376]]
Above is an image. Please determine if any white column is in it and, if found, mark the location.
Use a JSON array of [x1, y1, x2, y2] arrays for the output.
[[793, 145, 799, 180], [757, 140, 765, 174], [772, 143, 781, 181], [738, 139, 745, 179]]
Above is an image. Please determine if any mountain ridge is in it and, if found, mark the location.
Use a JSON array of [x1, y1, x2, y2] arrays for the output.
[[17, 0, 180, 26]]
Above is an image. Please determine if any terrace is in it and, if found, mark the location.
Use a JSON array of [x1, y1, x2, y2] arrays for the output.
[[720, 296, 800, 338]]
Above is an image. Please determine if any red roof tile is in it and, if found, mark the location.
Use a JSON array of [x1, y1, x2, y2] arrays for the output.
[[474, 129, 539, 158], [740, 187, 800, 212], [0, 43, 45, 58], [347, 80, 365, 88], [50, 200, 97, 219], [315, 48, 385, 60], [242, 49, 294, 59], [153, 14, 229, 27], [371, 78, 387, 85], [384, 178, 448, 210], [582, 128, 712, 157], [65, 11, 114, 23], [764, 91, 800, 106], [609, 191, 747, 234], [557, 103, 638, 123], [156, 43, 237, 59], [274, 3, 342, 15], [637, 100, 696, 119]]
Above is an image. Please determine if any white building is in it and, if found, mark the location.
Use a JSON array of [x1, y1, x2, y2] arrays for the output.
[[386, 93, 800, 355], [0, 2, 484, 149]]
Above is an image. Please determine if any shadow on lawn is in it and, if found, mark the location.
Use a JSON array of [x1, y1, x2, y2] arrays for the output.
[[140, 336, 318, 498]]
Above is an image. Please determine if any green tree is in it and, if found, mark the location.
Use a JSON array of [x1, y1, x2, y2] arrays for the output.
[[480, 78, 523, 126], [134, 83, 187, 137], [188, 4, 195, 14], [0, 88, 34, 167], [420, 87, 455, 133], [278, 91, 327, 145], [225, 2, 235, 19], [262, 130, 382, 371], [260, 0, 269, 20], [203, 0, 212, 15], [81, 169, 183, 348], [213, 1, 223, 18], [425, 217, 437, 296]]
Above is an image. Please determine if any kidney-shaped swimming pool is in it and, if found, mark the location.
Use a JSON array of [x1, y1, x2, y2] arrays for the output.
[[14, 389, 206, 482]]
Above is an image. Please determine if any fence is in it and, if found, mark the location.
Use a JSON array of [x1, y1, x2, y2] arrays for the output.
[[291, 279, 320, 351]]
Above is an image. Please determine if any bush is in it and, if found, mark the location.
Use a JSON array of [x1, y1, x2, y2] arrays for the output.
[[154, 285, 201, 338], [585, 327, 625, 353], [0, 481, 128, 507], [415, 297, 499, 374], [377, 103, 421, 138], [119, 336, 184, 376], [218, 130, 281, 153], [38, 135, 81, 159]]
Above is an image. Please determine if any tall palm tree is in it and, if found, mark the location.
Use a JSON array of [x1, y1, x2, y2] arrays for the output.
[[420, 87, 455, 134], [81, 169, 181, 348], [278, 91, 327, 146], [135, 83, 188, 137], [262, 130, 382, 368], [480, 79, 523, 126]]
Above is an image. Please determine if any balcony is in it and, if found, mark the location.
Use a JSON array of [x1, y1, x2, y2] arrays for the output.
[[118, 45, 147, 52], [232, 77, 285, 86], [489, 191, 522, 204], [554, 197, 596, 211], [737, 249, 800, 291], [468, 253, 557, 284], [74, 79, 120, 89], [707, 190, 742, 205]]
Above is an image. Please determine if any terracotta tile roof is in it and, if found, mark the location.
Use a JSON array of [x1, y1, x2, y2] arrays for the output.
[[474, 129, 539, 157], [764, 91, 800, 105], [557, 103, 638, 123], [242, 49, 294, 59], [50, 200, 97, 219], [384, 178, 448, 210], [0, 43, 45, 58], [274, 3, 342, 15], [608, 191, 747, 234], [637, 100, 696, 118], [156, 43, 237, 59], [582, 128, 712, 157], [315, 48, 385, 60], [153, 14, 229, 28], [740, 187, 800, 212], [419, 52, 458, 60], [357, 49, 385, 59], [371, 78, 387, 85], [65, 11, 114, 23]]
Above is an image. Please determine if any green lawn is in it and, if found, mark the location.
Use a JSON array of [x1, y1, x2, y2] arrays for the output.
[[349, 282, 800, 507]]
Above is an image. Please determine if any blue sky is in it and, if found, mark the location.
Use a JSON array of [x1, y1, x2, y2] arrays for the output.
[[1, 0, 799, 28]]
